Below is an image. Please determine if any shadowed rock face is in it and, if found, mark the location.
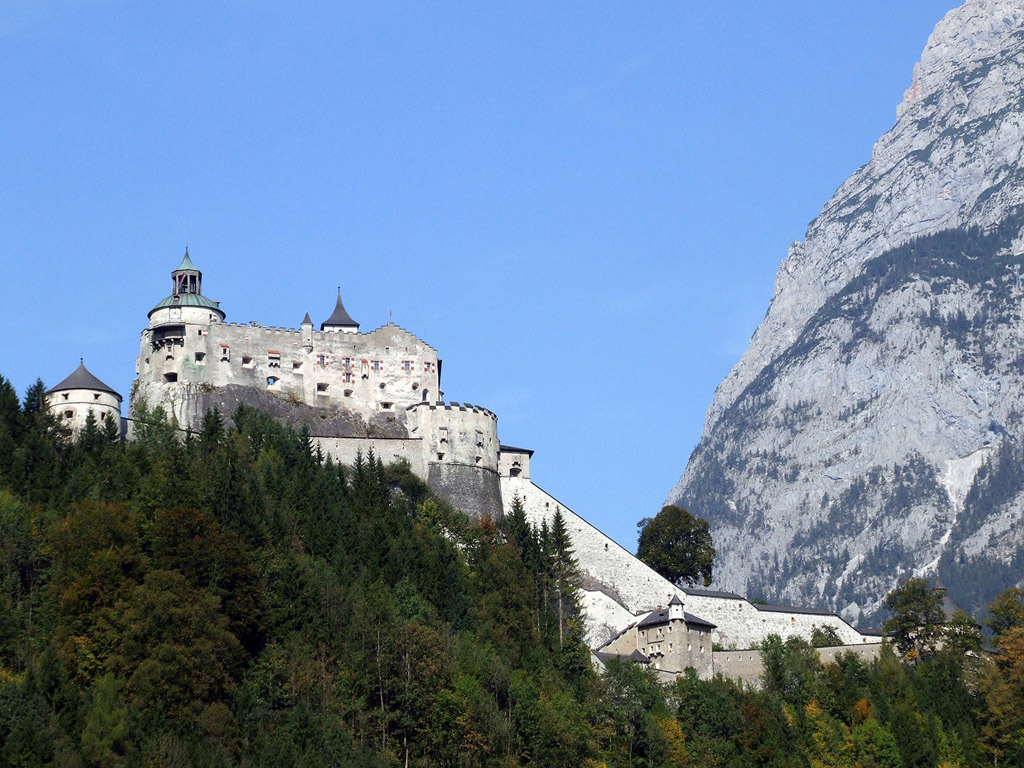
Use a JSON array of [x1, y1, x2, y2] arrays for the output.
[[191, 384, 410, 438], [668, 0, 1024, 624]]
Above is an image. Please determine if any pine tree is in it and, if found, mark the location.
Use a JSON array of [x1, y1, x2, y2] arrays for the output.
[[549, 508, 583, 645]]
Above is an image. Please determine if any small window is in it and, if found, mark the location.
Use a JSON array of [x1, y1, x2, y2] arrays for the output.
[[316, 383, 329, 393], [267, 376, 279, 387], [164, 372, 178, 382], [292, 361, 302, 370], [439, 427, 448, 444], [242, 356, 253, 368], [475, 456, 482, 465], [220, 345, 230, 362], [343, 389, 353, 398], [268, 351, 281, 368], [64, 410, 73, 419], [62, 393, 69, 401], [411, 382, 419, 390], [437, 452, 445, 461], [381, 402, 393, 411], [94, 393, 100, 400], [195, 352, 206, 363]]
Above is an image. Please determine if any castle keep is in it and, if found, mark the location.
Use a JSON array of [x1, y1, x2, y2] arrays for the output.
[[46, 248, 882, 681]]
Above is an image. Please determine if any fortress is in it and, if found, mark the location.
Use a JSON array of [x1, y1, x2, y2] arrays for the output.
[[47, 249, 882, 682]]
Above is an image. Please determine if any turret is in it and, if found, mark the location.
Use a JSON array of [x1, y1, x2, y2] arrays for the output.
[[321, 288, 359, 333], [47, 359, 122, 437], [668, 593, 684, 621], [148, 249, 225, 328], [301, 311, 314, 351]]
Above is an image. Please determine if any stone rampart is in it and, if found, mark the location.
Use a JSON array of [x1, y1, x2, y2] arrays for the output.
[[136, 318, 440, 430], [715, 643, 884, 686], [314, 436, 427, 476], [410, 401, 500, 472], [680, 593, 871, 649], [500, 474, 688, 646]]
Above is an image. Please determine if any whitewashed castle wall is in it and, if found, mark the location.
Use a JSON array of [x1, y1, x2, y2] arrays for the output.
[[48, 389, 121, 436], [500, 474, 688, 646], [135, 319, 441, 429], [499, 473, 877, 650], [679, 594, 870, 649]]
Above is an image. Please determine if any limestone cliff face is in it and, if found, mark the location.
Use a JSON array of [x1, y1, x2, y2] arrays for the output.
[[668, 0, 1024, 623]]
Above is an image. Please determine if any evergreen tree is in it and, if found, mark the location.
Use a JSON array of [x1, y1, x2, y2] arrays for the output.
[[548, 508, 583, 646]]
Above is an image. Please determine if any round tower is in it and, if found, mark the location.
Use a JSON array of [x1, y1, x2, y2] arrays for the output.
[[47, 359, 122, 436], [148, 248, 225, 328]]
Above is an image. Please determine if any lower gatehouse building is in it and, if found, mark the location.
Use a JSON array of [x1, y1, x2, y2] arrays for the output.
[[46, 247, 884, 681]]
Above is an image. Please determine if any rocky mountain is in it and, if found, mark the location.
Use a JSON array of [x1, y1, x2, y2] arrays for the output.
[[668, 0, 1024, 624]]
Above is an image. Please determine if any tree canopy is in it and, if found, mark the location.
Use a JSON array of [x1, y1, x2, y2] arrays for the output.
[[636, 504, 714, 587], [882, 577, 946, 662]]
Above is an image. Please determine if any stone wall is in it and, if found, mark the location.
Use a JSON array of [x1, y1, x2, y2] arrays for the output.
[[48, 389, 121, 436], [315, 436, 427, 476], [135, 319, 440, 430], [500, 474, 689, 646], [680, 593, 870, 649], [715, 643, 884, 686], [499, 472, 878, 650]]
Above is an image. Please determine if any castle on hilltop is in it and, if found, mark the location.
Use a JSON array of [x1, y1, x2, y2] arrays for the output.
[[45, 249, 883, 682], [131, 249, 503, 518]]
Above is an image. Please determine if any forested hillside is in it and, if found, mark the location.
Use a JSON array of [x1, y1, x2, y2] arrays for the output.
[[1, 375, 1022, 767]]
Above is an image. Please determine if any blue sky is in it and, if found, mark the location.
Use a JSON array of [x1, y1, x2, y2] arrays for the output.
[[1, 1, 955, 551]]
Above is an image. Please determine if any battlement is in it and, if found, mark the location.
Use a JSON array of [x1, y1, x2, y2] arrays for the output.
[[407, 400, 498, 421]]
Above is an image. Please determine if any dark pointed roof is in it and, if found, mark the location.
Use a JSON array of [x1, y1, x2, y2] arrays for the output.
[[638, 606, 716, 630], [174, 247, 199, 273], [321, 289, 359, 330], [49, 360, 122, 401], [301, 311, 313, 325], [668, 594, 684, 606]]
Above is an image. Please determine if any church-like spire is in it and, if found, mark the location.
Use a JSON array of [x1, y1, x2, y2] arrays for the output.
[[320, 288, 359, 332]]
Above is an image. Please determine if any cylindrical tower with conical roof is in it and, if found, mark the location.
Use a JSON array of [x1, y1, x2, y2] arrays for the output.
[[47, 359, 122, 436]]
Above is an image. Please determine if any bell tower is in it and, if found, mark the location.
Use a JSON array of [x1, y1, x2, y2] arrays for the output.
[[171, 247, 202, 296]]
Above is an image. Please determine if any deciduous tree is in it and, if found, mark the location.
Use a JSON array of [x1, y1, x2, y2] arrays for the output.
[[882, 578, 945, 662], [636, 505, 714, 587]]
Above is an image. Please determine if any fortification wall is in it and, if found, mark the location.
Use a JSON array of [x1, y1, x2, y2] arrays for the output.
[[315, 437, 427, 476], [135, 319, 440, 429], [680, 594, 869, 649], [428, 462, 503, 522], [410, 401, 500, 472], [749, 608, 869, 647], [499, 475, 876, 650], [500, 475, 687, 646], [714, 643, 884, 686]]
